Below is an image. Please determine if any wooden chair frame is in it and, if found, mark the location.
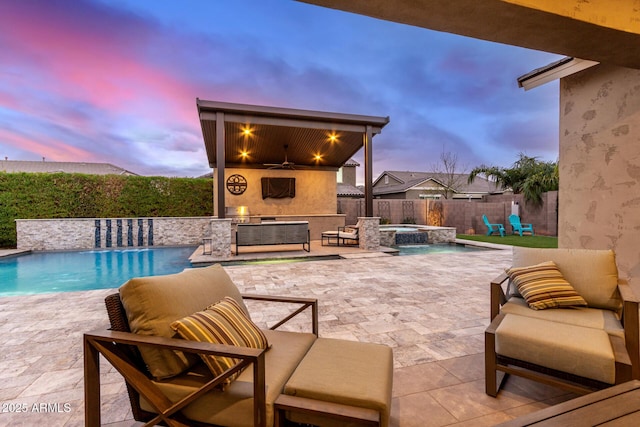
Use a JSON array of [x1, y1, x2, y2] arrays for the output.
[[486, 272, 640, 396], [84, 293, 318, 427]]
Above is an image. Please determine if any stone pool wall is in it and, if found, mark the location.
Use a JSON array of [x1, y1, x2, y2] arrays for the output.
[[15, 217, 212, 251], [379, 226, 456, 246]]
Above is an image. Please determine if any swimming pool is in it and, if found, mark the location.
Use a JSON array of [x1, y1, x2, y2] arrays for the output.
[[0, 246, 196, 296], [393, 243, 490, 256]]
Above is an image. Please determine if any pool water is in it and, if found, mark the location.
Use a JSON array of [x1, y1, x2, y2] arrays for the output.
[[0, 246, 196, 296], [393, 244, 489, 256], [380, 226, 421, 233]]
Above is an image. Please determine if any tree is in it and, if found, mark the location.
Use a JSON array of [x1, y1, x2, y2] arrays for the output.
[[467, 153, 558, 206], [430, 148, 468, 199]]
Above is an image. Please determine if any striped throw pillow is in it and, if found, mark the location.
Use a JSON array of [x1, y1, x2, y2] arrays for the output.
[[171, 297, 269, 386], [506, 261, 587, 310]]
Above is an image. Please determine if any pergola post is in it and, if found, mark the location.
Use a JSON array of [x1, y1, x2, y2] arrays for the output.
[[215, 111, 226, 219], [364, 125, 373, 217]]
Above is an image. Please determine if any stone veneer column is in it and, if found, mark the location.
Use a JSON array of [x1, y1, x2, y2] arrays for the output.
[[210, 218, 232, 257], [358, 216, 380, 251]]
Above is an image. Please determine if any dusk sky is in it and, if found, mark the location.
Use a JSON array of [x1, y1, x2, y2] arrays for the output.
[[0, 0, 564, 182]]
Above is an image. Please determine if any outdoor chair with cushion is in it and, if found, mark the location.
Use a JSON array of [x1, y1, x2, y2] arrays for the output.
[[486, 247, 640, 397], [84, 264, 393, 427], [322, 219, 362, 246], [508, 214, 534, 236], [482, 214, 505, 237]]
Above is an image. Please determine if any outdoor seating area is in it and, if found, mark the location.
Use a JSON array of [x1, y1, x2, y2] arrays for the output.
[[486, 247, 639, 397], [508, 215, 534, 236], [2, 246, 597, 427], [85, 264, 393, 427], [482, 215, 505, 237], [321, 219, 362, 247]]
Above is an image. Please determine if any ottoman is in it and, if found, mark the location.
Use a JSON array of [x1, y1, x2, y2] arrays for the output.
[[275, 338, 393, 427]]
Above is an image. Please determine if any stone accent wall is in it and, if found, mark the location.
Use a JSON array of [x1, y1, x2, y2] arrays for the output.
[[379, 230, 395, 247], [16, 217, 212, 251], [358, 217, 380, 250], [428, 227, 456, 243], [209, 219, 232, 257]]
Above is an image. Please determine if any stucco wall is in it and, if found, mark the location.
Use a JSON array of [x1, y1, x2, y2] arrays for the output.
[[214, 168, 337, 216], [559, 64, 640, 291]]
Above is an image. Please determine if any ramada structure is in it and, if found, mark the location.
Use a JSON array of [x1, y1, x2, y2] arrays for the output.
[[196, 99, 390, 255]]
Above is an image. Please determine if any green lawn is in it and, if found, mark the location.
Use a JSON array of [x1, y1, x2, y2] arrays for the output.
[[457, 234, 558, 248]]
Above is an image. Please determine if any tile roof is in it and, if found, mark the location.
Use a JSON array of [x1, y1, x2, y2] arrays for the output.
[[337, 183, 364, 197], [0, 160, 137, 175]]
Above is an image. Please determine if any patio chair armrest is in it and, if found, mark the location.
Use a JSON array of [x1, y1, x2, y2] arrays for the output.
[[618, 280, 640, 303], [617, 282, 640, 378], [85, 329, 266, 358], [84, 329, 267, 427], [242, 294, 319, 336], [490, 273, 509, 320]]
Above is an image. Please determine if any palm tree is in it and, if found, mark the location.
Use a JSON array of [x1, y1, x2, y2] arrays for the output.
[[468, 153, 558, 206]]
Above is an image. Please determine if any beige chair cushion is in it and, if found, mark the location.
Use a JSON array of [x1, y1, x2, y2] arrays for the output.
[[512, 247, 620, 310], [141, 329, 317, 427], [171, 297, 269, 388], [502, 297, 624, 338], [283, 338, 393, 427], [120, 264, 248, 379], [496, 313, 615, 384], [506, 261, 587, 310]]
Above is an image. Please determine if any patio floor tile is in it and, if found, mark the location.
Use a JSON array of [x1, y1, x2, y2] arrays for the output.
[[0, 246, 584, 426]]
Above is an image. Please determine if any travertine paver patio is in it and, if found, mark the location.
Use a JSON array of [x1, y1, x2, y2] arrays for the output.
[[0, 247, 577, 426]]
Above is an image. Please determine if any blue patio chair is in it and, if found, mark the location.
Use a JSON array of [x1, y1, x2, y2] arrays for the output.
[[482, 215, 505, 237], [508, 214, 534, 236]]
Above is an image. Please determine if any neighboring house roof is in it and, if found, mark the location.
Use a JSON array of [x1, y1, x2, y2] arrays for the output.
[[337, 183, 364, 198], [343, 158, 360, 167], [372, 171, 501, 196], [0, 160, 138, 175]]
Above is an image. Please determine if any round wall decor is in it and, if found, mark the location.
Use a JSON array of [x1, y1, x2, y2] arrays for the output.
[[226, 174, 247, 195]]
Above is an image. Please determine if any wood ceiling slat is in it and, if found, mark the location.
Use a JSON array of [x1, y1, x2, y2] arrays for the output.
[[198, 100, 389, 169]]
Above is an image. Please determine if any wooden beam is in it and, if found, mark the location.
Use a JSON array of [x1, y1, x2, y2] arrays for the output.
[[216, 112, 226, 218], [364, 125, 373, 217]]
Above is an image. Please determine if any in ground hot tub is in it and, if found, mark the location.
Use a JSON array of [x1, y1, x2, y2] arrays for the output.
[[379, 225, 456, 246]]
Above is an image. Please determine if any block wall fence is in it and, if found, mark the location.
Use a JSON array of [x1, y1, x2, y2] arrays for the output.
[[338, 191, 558, 236]]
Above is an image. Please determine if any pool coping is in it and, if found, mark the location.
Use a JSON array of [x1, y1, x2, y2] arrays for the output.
[[0, 249, 31, 259]]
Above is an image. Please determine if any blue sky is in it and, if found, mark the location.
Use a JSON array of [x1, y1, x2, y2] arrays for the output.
[[0, 0, 563, 182]]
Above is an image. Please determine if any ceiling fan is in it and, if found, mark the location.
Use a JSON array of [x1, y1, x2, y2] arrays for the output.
[[264, 144, 296, 169]]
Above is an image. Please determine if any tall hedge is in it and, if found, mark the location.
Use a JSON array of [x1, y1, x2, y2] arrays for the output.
[[0, 173, 213, 248]]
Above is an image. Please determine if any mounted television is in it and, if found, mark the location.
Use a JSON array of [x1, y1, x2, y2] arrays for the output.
[[261, 177, 295, 199]]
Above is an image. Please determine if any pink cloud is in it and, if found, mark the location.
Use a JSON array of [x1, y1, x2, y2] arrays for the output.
[[0, 127, 97, 161], [0, 0, 203, 126]]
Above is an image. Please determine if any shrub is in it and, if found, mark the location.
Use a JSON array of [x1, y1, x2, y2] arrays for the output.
[[0, 173, 212, 248]]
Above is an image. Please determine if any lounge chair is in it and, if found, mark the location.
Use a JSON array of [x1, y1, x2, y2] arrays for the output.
[[84, 264, 393, 427], [508, 214, 534, 236], [482, 215, 505, 237], [321, 219, 361, 246], [486, 247, 640, 397]]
